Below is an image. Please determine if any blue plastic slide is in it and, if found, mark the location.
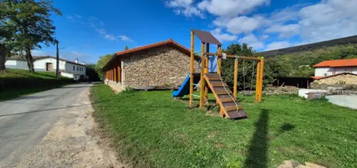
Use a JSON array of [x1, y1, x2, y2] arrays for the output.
[[172, 74, 200, 97]]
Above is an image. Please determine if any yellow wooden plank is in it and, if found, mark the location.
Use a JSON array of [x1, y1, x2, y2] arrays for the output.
[[189, 31, 195, 107], [233, 58, 238, 99]]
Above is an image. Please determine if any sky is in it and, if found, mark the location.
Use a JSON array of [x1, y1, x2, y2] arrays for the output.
[[34, 0, 357, 64]]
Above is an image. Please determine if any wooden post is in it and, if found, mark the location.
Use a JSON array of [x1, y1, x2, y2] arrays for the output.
[[233, 58, 239, 99], [204, 43, 209, 105], [258, 57, 265, 102], [217, 45, 222, 76], [199, 42, 206, 109], [255, 60, 261, 102], [189, 31, 195, 107]]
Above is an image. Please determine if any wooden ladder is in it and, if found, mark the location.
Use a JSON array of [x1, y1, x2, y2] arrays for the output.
[[204, 73, 247, 119]]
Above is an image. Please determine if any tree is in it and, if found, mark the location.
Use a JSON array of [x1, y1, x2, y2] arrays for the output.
[[95, 54, 113, 80], [1, 0, 61, 72], [221, 43, 256, 90], [124, 45, 129, 50], [86, 64, 100, 81], [0, 1, 15, 72]]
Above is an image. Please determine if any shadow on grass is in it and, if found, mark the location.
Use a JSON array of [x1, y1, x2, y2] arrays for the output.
[[244, 109, 269, 168]]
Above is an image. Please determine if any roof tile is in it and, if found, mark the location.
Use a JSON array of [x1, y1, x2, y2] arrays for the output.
[[313, 58, 357, 68]]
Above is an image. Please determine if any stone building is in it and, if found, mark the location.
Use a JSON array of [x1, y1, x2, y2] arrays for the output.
[[102, 39, 199, 92]]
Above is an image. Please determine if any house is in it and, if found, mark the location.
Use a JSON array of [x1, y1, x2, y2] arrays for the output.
[[5, 56, 86, 80], [102, 39, 199, 92], [313, 58, 357, 77], [312, 58, 357, 86]]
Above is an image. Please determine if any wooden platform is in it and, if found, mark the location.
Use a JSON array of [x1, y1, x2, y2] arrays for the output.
[[204, 73, 247, 119]]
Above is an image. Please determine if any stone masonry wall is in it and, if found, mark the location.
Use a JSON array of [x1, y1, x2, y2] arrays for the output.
[[122, 46, 199, 89], [311, 74, 357, 89], [104, 79, 126, 93]]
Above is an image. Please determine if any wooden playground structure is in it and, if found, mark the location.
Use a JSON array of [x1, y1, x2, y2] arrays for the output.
[[188, 30, 264, 119]]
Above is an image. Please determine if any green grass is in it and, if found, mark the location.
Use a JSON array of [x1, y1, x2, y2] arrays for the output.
[[0, 69, 73, 100], [91, 84, 357, 168]]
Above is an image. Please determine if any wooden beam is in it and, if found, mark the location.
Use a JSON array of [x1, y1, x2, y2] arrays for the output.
[[199, 42, 206, 109], [255, 61, 261, 102], [204, 43, 209, 105], [258, 57, 265, 102], [217, 45, 222, 76], [226, 55, 261, 61], [233, 58, 238, 99], [189, 31, 195, 107]]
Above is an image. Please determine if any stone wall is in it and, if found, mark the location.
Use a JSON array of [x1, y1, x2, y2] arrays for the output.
[[104, 79, 126, 93], [122, 46, 199, 89], [311, 74, 357, 89]]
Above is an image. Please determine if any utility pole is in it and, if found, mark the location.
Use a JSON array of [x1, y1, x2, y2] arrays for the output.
[[56, 40, 60, 80]]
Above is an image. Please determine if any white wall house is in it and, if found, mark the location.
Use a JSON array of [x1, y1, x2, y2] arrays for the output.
[[313, 58, 357, 78], [5, 56, 86, 80]]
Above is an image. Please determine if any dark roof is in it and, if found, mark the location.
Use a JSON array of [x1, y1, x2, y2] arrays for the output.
[[260, 35, 357, 57], [8, 55, 85, 66], [103, 39, 193, 70], [192, 30, 221, 45], [313, 73, 357, 80]]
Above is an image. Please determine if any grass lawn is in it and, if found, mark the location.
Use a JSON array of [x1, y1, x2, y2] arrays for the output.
[[0, 69, 73, 101], [91, 84, 357, 168]]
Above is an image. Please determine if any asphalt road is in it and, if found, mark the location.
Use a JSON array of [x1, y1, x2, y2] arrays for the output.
[[0, 83, 92, 167]]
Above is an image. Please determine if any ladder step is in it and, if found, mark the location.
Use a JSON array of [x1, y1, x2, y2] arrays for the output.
[[215, 90, 228, 95], [227, 110, 247, 119], [224, 105, 238, 112], [206, 73, 219, 77], [223, 102, 236, 107], [221, 97, 234, 103], [218, 95, 231, 99], [207, 77, 221, 81], [211, 81, 227, 87]]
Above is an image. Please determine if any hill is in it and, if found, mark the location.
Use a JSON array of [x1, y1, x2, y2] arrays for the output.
[[260, 35, 357, 57], [263, 43, 357, 80]]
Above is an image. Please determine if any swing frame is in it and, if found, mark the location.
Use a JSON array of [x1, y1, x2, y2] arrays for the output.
[[227, 55, 265, 102]]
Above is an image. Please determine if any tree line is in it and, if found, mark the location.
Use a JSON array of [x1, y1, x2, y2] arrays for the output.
[[0, 0, 60, 72]]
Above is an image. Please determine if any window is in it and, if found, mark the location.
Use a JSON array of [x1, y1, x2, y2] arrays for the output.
[[73, 66, 75, 71]]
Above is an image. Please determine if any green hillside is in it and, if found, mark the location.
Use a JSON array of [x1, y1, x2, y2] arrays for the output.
[[264, 44, 357, 80], [0, 69, 73, 100]]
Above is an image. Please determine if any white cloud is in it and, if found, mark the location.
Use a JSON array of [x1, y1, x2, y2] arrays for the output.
[[297, 0, 357, 42], [264, 0, 357, 43], [239, 34, 264, 49], [164, 0, 357, 50], [211, 28, 237, 42], [166, 0, 203, 17], [198, 0, 269, 17], [225, 16, 263, 34], [94, 28, 117, 41], [119, 35, 133, 42], [265, 41, 292, 50], [167, 0, 193, 7], [265, 24, 300, 38]]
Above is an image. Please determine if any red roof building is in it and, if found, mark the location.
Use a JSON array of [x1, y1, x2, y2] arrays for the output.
[[313, 58, 357, 79]]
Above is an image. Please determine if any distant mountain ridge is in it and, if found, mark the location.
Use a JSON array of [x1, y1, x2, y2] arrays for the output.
[[260, 35, 357, 57]]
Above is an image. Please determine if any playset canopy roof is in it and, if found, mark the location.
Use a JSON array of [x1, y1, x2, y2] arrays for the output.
[[192, 30, 221, 45]]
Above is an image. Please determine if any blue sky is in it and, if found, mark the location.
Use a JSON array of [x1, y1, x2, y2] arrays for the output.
[[35, 0, 357, 64]]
